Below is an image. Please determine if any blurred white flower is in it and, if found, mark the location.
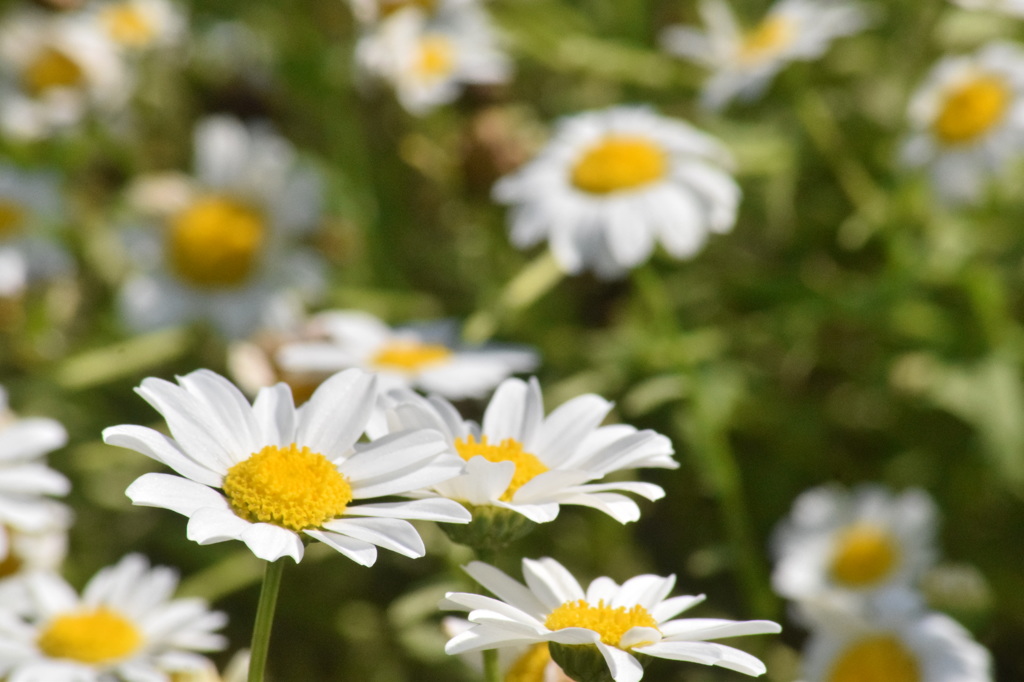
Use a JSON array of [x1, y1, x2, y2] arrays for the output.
[[347, 0, 477, 25], [117, 115, 326, 338], [355, 5, 511, 114], [0, 8, 129, 140], [0, 164, 71, 297], [276, 310, 538, 400], [660, 0, 868, 110], [902, 42, 1024, 203], [104, 369, 470, 564], [494, 106, 739, 279], [92, 0, 187, 52], [951, 0, 1024, 15], [373, 377, 676, 526], [0, 554, 227, 682], [771, 485, 938, 613], [798, 602, 991, 682], [442, 557, 781, 682]]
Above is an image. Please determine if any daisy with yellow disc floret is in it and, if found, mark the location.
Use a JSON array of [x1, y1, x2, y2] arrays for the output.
[[902, 42, 1024, 203], [442, 557, 781, 682], [0, 554, 227, 682], [371, 378, 676, 548], [493, 106, 740, 279], [771, 485, 937, 613], [659, 0, 868, 111], [797, 600, 992, 682], [103, 368, 471, 564], [275, 310, 538, 400], [117, 115, 325, 338]]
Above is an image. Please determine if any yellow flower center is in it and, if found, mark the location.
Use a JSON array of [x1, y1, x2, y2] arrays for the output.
[[570, 136, 668, 195], [222, 443, 353, 532], [545, 599, 660, 649], [505, 643, 555, 682], [37, 608, 143, 664], [829, 524, 899, 588], [738, 16, 795, 65], [454, 435, 549, 501], [371, 340, 452, 372], [23, 47, 85, 96], [102, 3, 157, 47], [415, 35, 456, 79], [828, 635, 921, 682], [167, 196, 265, 289], [0, 200, 26, 239], [933, 75, 1010, 145]]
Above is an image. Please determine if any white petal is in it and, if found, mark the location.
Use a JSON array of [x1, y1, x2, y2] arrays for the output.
[[532, 394, 611, 467], [185, 507, 250, 545], [126, 473, 228, 517], [303, 529, 377, 566], [482, 377, 543, 445], [462, 562, 549, 617], [320, 517, 424, 558], [176, 369, 262, 455], [296, 369, 376, 456], [240, 523, 304, 562], [343, 498, 470, 523], [522, 557, 585, 608], [660, 618, 781, 640], [346, 430, 455, 497], [251, 383, 296, 446], [596, 641, 644, 682], [103, 425, 224, 487]]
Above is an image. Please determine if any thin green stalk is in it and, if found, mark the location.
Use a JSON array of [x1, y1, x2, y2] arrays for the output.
[[248, 559, 286, 682], [483, 649, 501, 682]]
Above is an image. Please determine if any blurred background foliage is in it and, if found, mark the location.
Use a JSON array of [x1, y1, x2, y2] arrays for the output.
[[3, 0, 1024, 679]]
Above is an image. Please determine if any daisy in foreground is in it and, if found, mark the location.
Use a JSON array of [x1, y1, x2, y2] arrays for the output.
[[659, 0, 868, 111], [493, 106, 739, 279], [797, 602, 991, 682], [442, 558, 781, 682], [275, 310, 539, 400], [103, 368, 470, 564], [771, 485, 937, 611], [0, 553, 227, 682], [901, 42, 1024, 203], [373, 377, 676, 549]]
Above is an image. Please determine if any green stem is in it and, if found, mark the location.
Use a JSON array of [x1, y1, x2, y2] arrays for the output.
[[483, 649, 501, 682], [248, 559, 286, 682]]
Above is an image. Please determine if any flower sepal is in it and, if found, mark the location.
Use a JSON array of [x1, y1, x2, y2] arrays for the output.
[[440, 504, 536, 552], [550, 643, 653, 682]]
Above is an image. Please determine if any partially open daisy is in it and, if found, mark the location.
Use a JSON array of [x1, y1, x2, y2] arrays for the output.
[[798, 603, 991, 682], [901, 42, 1024, 203], [0, 554, 227, 682], [771, 485, 937, 611], [493, 106, 739, 279], [104, 368, 470, 564], [442, 558, 781, 682], [117, 115, 325, 338], [0, 163, 71, 297], [275, 310, 539, 400], [660, 0, 868, 111], [355, 4, 511, 114], [372, 378, 676, 549], [0, 8, 129, 140], [0, 384, 70, 563], [92, 0, 186, 52]]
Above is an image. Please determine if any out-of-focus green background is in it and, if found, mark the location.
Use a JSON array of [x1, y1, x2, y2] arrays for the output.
[[5, 0, 1024, 679]]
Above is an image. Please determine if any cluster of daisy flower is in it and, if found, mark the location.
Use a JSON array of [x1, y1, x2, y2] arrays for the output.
[[770, 485, 993, 680]]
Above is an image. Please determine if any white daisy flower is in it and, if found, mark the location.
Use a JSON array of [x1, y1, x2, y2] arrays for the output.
[[901, 42, 1024, 203], [493, 106, 740, 279], [92, 0, 187, 52], [103, 368, 471, 564], [771, 485, 938, 611], [660, 0, 868, 111], [0, 553, 227, 682], [0, 384, 70, 559], [355, 4, 511, 115], [951, 0, 1024, 16], [443, 557, 781, 682], [0, 164, 71, 297], [798, 603, 991, 682], [0, 523, 70, 618], [373, 377, 677, 532], [275, 310, 539, 401], [0, 8, 129, 140], [117, 115, 326, 338]]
